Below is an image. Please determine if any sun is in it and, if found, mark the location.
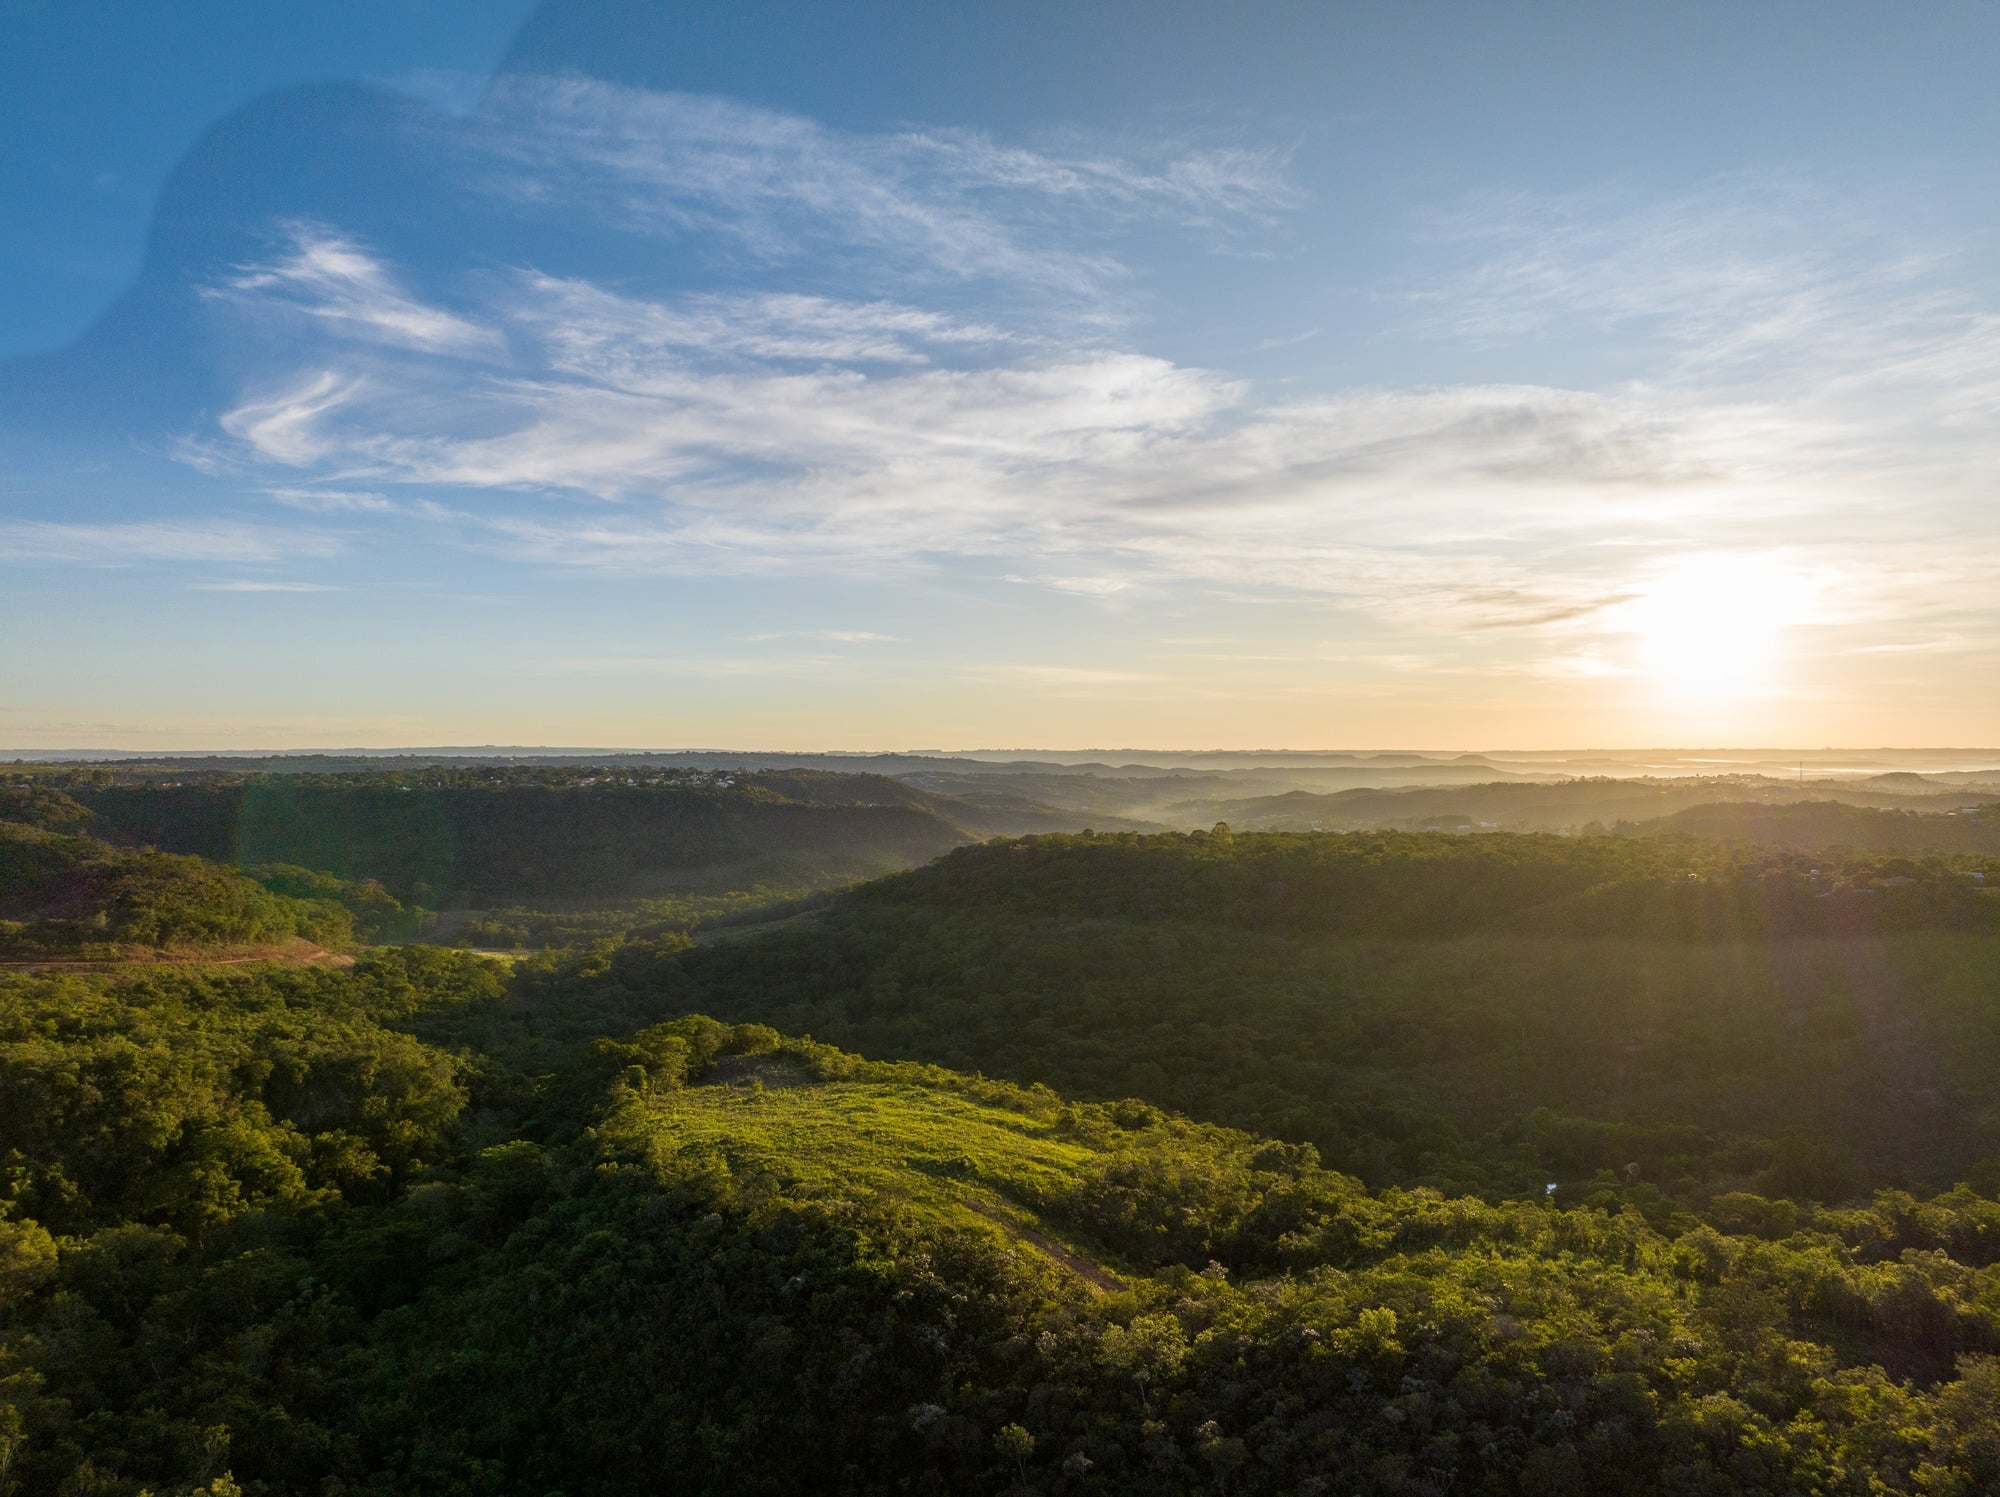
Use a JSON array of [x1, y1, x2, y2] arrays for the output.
[[1626, 554, 1808, 703]]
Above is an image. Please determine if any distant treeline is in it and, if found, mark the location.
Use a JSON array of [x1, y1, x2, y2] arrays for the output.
[[3, 768, 970, 904], [854, 828, 2000, 938], [1631, 799, 2000, 855], [1190, 774, 1990, 832]]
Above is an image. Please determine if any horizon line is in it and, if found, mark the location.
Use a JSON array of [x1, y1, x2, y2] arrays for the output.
[[10, 745, 2000, 760]]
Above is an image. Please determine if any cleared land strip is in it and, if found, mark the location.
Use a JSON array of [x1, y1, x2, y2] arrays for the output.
[[965, 1199, 1130, 1294], [0, 944, 355, 972]]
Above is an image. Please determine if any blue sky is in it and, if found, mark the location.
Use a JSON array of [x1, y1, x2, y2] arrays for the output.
[[5, 1, 2000, 749]]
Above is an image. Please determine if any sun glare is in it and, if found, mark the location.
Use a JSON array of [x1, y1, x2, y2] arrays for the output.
[[1627, 554, 1808, 702]]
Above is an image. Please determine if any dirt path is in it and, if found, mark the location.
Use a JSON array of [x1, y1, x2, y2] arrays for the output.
[[0, 943, 354, 973], [966, 1200, 1129, 1294], [690, 908, 825, 946], [703, 1056, 814, 1091]]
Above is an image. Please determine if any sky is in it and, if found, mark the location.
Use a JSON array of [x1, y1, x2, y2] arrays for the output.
[[4, 0, 1999, 751]]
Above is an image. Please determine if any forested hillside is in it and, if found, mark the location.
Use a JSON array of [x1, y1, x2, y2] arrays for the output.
[[1189, 778, 1996, 834], [634, 831, 2000, 1198], [9, 952, 2000, 1494], [1633, 800, 2000, 855], [12, 818, 2000, 1492], [0, 820, 388, 958], [8, 767, 973, 905]]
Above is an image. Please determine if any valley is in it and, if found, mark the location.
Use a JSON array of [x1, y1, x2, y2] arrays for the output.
[[5, 754, 2000, 1492]]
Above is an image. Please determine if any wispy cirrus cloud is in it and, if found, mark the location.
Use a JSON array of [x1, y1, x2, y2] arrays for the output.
[[1409, 177, 2000, 427], [202, 93, 1757, 630], [466, 76, 1297, 302], [214, 222, 500, 356], [265, 486, 396, 513], [1409, 177, 1873, 349], [189, 117, 2000, 671], [218, 371, 368, 466], [195, 239, 1843, 628], [512, 278, 1017, 371], [0, 520, 341, 565], [218, 302, 1796, 595]]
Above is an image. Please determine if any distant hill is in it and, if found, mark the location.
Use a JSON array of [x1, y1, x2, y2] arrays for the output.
[[1634, 798, 2000, 854], [21, 767, 977, 905], [1854, 771, 1953, 791], [1189, 775, 1997, 833]]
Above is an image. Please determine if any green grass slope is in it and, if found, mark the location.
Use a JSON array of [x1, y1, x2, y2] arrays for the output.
[[646, 1066, 1107, 1246]]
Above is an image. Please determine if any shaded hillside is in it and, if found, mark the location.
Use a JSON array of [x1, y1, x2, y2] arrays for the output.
[[1634, 798, 2000, 855], [0, 820, 365, 957], [632, 830, 2000, 1195], [11, 955, 2000, 1493], [28, 766, 974, 904], [0, 778, 101, 832], [838, 828, 1999, 939]]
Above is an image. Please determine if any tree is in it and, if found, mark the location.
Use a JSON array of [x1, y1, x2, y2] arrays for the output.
[[994, 1423, 1034, 1485]]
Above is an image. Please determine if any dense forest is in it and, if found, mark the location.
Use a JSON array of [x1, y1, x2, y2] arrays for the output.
[[9, 951, 2000, 1494], [10, 783, 2000, 1491], [11, 767, 1996, 912], [3, 768, 974, 905], [1194, 780, 1996, 837], [627, 831, 2000, 1199], [0, 819, 418, 958], [1632, 801, 2000, 856]]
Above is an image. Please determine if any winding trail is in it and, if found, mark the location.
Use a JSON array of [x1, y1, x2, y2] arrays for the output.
[[966, 1199, 1130, 1294]]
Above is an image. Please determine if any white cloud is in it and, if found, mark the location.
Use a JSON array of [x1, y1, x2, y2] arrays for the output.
[[1409, 178, 2000, 438], [192, 148, 2000, 674], [1522, 646, 1628, 680], [217, 223, 501, 356], [219, 372, 368, 466], [1006, 574, 1135, 597], [265, 486, 395, 513], [201, 257, 1870, 625], [512, 278, 1016, 371], [1844, 635, 1979, 657], [466, 76, 1296, 301], [0, 521, 341, 566]]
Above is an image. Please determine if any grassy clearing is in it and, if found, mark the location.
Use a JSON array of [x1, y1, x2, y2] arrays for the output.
[[642, 1073, 1125, 1281]]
